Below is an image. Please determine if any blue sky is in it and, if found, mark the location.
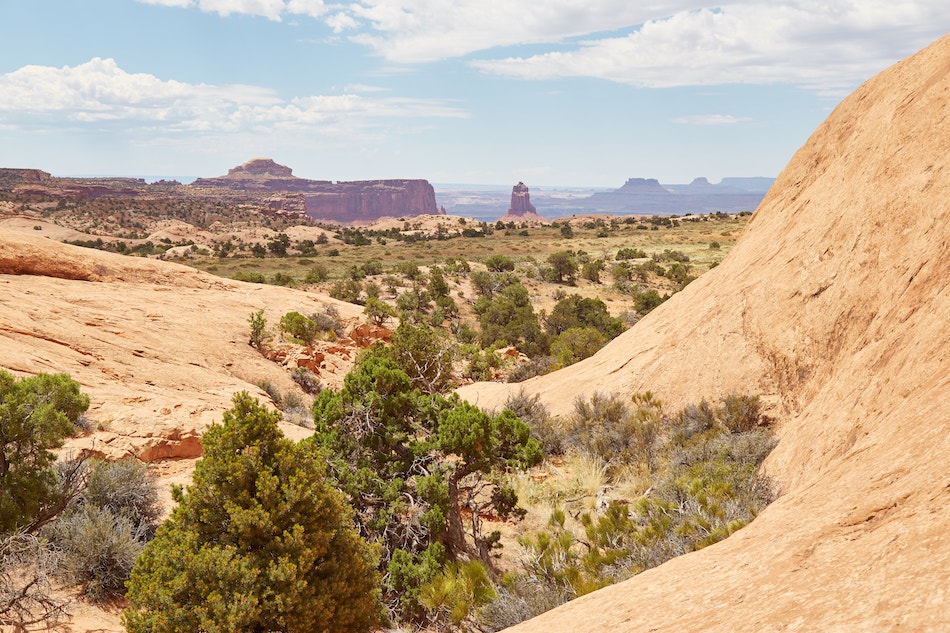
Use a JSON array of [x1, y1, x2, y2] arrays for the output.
[[0, 1, 947, 186]]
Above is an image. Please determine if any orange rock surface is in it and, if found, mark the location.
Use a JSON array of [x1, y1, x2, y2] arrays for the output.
[[459, 33, 950, 632]]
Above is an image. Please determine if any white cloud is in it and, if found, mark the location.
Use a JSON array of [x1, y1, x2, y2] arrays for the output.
[[133, 0, 950, 92], [345, 1, 705, 63], [468, 2, 950, 93], [138, 0, 325, 20], [325, 11, 360, 33], [672, 114, 748, 125], [0, 58, 466, 138]]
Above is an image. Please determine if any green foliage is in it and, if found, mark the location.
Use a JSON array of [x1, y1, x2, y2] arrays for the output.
[[462, 345, 503, 382], [498, 392, 777, 630], [469, 270, 518, 298], [475, 283, 549, 358], [631, 288, 668, 315], [664, 262, 694, 287], [329, 278, 364, 304], [383, 322, 457, 394], [363, 296, 396, 327], [233, 271, 266, 283], [310, 358, 541, 624], [551, 327, 606, 368], [615, 247, 647, 260], [581, 260, 605, 284], [304, 263, 330, 283], [545, 294, 625, 340], [652, 248, 690, 263], [503, 390, 561, 455], [267, 232, 290, 256], [247, 309, 267, 348], [545, 251, 578, 285], [124, 393, 383, 633], [483, 254, 515, 272], [279, 311, 320, 345], [420, 560, 496, 628], [0, 371, 89, 534], [427, 265, 451, 298]]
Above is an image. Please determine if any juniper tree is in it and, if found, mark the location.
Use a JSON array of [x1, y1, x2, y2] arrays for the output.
[[124, 393, 382, 633], [310, 355, 542, 622], [0, 371, 89, 534]]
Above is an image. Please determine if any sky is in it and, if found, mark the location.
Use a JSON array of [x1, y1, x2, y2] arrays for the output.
[[0, 1, 947, 187]]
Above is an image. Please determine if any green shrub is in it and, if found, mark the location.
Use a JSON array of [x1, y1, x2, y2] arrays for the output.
[[279, 311, 319, 345], [615, 247, 647, 260], [483, 254, 515, 272], [0, 371, 89, 534], [364, 297, 396, 327], [551, 327, 606, 368], [304, 264, 330, 283], [124, 394, 384, 633], [311, 358, 541, 624], [329, 278, 363, 304], [247, 310, 267, 348], [232, 271, 266, 283], [495, 392, 777, 630], [631, 288, 667, 315]]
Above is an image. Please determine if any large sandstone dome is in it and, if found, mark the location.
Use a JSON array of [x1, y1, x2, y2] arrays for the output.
[[461, 33, 950, 632]]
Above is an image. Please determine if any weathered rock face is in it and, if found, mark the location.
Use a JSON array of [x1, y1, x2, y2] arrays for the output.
[[228, 157, 293, 178], [191, 159, 440, 222], [0, 168, 52, 185], [496, 181, 546, 223], [191, 158, 329, 192], [302, 179, 440, 223], [509, 181, 537, 214], [462, 33, 950, 633], [0, 158, 440, 224]]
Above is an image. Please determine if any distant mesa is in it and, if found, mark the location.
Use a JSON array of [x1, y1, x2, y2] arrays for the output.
[[228, 157, 294, 178], [191, 158, 329, 191], [496, 182, 546, 223], [617, 178, 671, 194], [584, 175, 771, 214], [0, 158, 439, 224], [189, 158, 439, 223]]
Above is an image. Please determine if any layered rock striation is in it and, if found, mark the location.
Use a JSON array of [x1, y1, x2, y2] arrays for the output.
[[496, 181, 546, 223], [0, 158, 440, 224], [192, 158, 439, 222]]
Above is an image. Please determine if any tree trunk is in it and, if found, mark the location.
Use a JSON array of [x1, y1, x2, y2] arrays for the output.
[[445, 473, 474, 560]]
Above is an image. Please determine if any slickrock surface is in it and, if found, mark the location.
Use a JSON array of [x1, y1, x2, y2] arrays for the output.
[[0, 229, 365, 465], [460, 34, 950, 632]]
